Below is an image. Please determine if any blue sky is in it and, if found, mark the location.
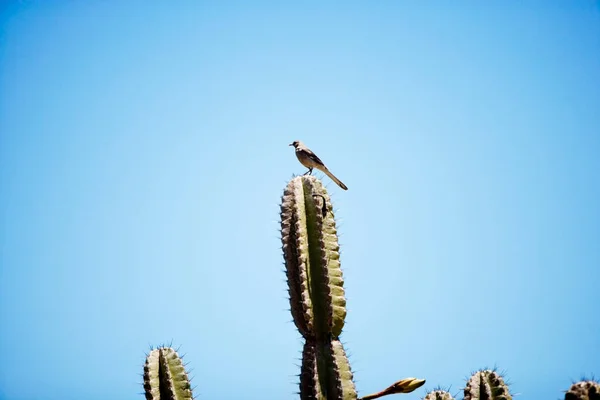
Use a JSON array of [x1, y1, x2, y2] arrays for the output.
[[1, 1, 599, 399]]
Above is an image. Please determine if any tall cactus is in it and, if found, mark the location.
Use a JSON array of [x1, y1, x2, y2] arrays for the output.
[[137, 176, 600, 400], [281, 175, 355, 399], [138, 174, 595, 400], [280, 175, 424, 400], [280, 175, 346, 341], [143, 347, 193, 400]]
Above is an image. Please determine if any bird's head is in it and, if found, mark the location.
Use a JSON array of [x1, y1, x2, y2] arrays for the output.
[[289, 140, 302, 148]]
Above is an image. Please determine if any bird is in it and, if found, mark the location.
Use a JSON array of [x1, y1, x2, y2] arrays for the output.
[[289, 140, 348, 190]]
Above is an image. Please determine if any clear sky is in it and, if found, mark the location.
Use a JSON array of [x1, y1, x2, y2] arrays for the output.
[[1, 1, 599, 400]]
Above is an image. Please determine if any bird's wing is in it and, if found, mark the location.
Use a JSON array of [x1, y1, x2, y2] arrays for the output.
[[304, 148, 326, 166]]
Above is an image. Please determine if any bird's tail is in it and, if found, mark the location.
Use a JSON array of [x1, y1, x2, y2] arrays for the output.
[[322, 167, 348, 190]]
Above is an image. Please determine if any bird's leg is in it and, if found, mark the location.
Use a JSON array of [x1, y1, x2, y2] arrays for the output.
[[304, 168, 313, 176]]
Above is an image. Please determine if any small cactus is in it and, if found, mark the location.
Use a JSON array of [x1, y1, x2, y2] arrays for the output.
[[565, 380, 600, 400], [143, 347, 193, 400], [422, 389, 455, 400], [464, 369, 511, 400]]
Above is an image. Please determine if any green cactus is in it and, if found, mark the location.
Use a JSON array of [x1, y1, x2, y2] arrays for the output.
[[300, 339, 357, 399], [143, 347, 193, 400], [138, 174, 595, 400], [463, 369, 511, 400], [565, 380, 600, 400], [280, 175, 425, 400], [280, 175, 346, 340], [422, 389, 455, 400]]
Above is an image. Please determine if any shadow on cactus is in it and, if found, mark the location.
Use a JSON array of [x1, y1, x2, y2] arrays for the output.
[[280, 175, 425, 399]]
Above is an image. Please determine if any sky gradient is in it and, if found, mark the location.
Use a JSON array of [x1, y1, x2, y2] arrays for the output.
[[1, 1, 599, 399]]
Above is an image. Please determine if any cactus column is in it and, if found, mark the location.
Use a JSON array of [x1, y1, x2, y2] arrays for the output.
[[280, 175, 424, 400], [281, 176, 355, 399]]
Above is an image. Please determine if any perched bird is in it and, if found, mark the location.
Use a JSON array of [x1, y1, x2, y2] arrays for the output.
[[289, 140, 348, 190]]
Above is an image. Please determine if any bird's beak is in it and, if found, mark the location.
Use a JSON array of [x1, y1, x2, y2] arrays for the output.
[[288, 143, 293, 146]]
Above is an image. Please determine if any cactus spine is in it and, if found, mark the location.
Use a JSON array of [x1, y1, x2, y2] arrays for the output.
[[143, 347, 193, 400]]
